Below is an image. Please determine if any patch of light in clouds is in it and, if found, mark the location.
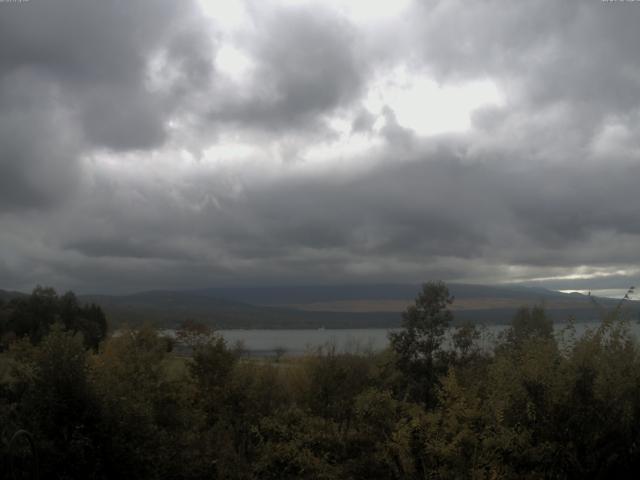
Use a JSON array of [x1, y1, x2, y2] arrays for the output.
[[198, 0, 412, 29], [365, 67, 504, 136], [525, 268, 640, 283], [203, 141, 260, 164], [314, 0, 412, 23], [215, 45, 256, 83], [301, 132, 383, 167], [196, 0, 249, 30], [559, 289, 629, 299]]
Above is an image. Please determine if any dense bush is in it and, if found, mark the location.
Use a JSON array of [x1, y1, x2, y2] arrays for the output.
[[2, 283, 640, 479], [0, 287, 107, 350]]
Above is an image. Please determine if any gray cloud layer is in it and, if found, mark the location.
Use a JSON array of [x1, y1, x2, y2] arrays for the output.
[[2, 0, 640, 293]]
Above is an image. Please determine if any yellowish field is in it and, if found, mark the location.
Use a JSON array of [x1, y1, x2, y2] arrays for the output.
[[275, 297, 591, 313]]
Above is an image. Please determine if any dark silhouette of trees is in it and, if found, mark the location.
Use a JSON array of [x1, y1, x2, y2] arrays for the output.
[[3, 282, 640, 479], [0, 287, 107, 350], [503, 304, 553, 347], [388, 281, 453, 406]]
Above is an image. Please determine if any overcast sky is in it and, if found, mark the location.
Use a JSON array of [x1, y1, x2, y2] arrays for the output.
[[1, 0, 640, 294]]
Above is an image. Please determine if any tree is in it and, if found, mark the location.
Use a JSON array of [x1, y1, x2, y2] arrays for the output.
[[5, 287, 107, 350], [389, 281, 453, 406], [299, 344, 373, 427], [176, 318, 216, 351], [59, 291, 108, 350], [452, 322, 481, 360], [8, 286, 59, 343], [10, 324, 101, 478], [502, 305, 553, 349], [91, 324, 192, 479]]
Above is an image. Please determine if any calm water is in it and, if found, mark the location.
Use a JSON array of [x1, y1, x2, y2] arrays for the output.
[[205, 321, 640, 356]]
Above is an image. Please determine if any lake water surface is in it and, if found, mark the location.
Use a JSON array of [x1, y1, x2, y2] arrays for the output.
[[208, 321, 640, 356]]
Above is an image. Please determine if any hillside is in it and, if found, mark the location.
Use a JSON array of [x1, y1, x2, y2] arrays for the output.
[[74, 283, 638, 329], [79, 290, 398, 329], [3, 285, 634, 329], [0, 289, 25, 303]]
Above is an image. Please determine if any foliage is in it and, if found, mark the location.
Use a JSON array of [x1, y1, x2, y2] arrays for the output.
[[0, 287, 107, 350], [388, 281, 454, 406], [3, 283, 640, 478], [176, 318, 218, 351], [501, 305, 553, 349], [5, 325, 101, 478]]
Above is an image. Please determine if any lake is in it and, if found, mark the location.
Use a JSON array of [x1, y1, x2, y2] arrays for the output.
[[202, 320, 640, 356]]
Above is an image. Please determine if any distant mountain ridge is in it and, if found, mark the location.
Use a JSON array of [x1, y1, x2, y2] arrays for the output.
[[0, 289, 25, 302], [77, 283, 637, 329], [160, 283, 578, 305], [2, 284, 636, 329]]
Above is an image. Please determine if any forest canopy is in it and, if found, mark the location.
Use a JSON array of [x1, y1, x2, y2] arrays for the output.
[[1, 282, 640, 479], [0, 286, 107, 351]]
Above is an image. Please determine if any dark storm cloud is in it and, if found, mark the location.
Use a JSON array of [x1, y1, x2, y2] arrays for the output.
[[3, 0, 640, 293], [208, 3, 366, 131], [0, 0, 211, 209], [415, 0, 640, 131], [0, 72, 80, 210], [11, 140, 640, 292], [47, 148, 501, 291]]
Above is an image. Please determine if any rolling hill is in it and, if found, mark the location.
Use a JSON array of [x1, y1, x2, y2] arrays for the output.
[[73, 283, 638, 329], [3, 284, 636, 329]]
